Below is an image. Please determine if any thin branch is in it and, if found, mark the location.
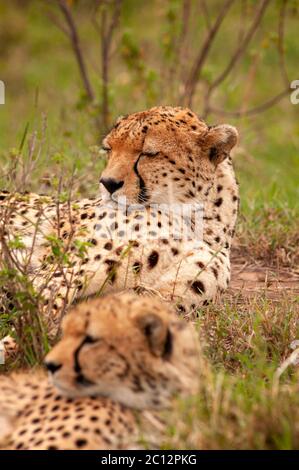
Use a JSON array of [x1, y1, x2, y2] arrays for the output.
[[183, 0, 235, 107], [203, 0, 271, 117], [178, 0, 192, 57], [209, 87, 290, 118], [199, 0, 211, 31], [93, 0, 122, 131], [172, 0, 192, 88], [107, 0, 122, 39], [57, 0, 95, 101], [46, 9, 69, 36], [209, 0, 271, 92], [238, 49, 261, 117], [278, 0, 290, 88], [237, 0, 248, 44]]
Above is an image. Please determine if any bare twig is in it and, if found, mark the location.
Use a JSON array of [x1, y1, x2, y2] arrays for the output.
[[278, 0, 290, 88], [167, 0, 192, 90], [209, 87, 290, 118], [57, 0, 95, 101], [183, 0, 235, 106], [203, 0, 271, 116], [237, 0, 248, 44], [176, 0, 192, 77], [93, 0, 122, 131], [46, 9, 69, 36], [199, 0, 211, 31], [239, 49, 261, 116]]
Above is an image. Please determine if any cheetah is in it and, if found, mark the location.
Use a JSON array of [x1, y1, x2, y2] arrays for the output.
[[0, 106, 239, 339], [0, 293, 199, 450]]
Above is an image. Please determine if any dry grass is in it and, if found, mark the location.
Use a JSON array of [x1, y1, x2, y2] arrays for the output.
[[163, 287, 299, 450], [237, 208, 299, 269]]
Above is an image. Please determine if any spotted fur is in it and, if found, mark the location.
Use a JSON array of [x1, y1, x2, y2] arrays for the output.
[[0, 106, 239, 339]]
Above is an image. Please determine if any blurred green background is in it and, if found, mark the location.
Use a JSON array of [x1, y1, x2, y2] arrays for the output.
[[0, 0, 298, 254]]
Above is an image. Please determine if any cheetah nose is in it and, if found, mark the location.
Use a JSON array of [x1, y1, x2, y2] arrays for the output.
[[44, 361, 62, 374], [100, 178, 124, 195]]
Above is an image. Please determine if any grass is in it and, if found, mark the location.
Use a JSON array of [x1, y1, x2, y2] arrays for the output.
[[163, 295, 299, 450], [0, 0, 299, 450]]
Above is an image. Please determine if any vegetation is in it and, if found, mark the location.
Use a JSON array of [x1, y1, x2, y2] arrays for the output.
[[0, 0, 298, 449], [164, 296, 299, 449]]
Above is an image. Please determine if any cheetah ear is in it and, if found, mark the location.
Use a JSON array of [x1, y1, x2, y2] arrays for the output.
[[206, 124, 238, 165], [114, 114, 127, 126], [134, 313, 172, 358]]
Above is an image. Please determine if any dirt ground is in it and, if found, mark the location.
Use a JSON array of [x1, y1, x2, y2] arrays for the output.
[[229, 246, 299, 303]]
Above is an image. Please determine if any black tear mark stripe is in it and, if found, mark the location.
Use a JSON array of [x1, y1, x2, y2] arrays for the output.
[[163, 330, 173, 359], [73, 335, 96, 386], [134, 154, 149, 203]]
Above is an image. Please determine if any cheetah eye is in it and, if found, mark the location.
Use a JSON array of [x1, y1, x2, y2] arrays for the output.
[[84, 335, 99, 345], [141, 151, 159, 158]]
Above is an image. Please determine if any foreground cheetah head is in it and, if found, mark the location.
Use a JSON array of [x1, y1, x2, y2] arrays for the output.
[[100, 106, 238, 205], [45, 293, 199, 410]]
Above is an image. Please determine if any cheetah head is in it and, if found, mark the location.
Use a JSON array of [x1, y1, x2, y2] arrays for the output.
[[100, 106, 238, 205], [45, 293, 199, 410]]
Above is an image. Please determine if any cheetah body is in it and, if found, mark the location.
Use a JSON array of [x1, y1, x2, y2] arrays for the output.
[[0, 106, 239, 334], [0, 293, 199, 450]]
